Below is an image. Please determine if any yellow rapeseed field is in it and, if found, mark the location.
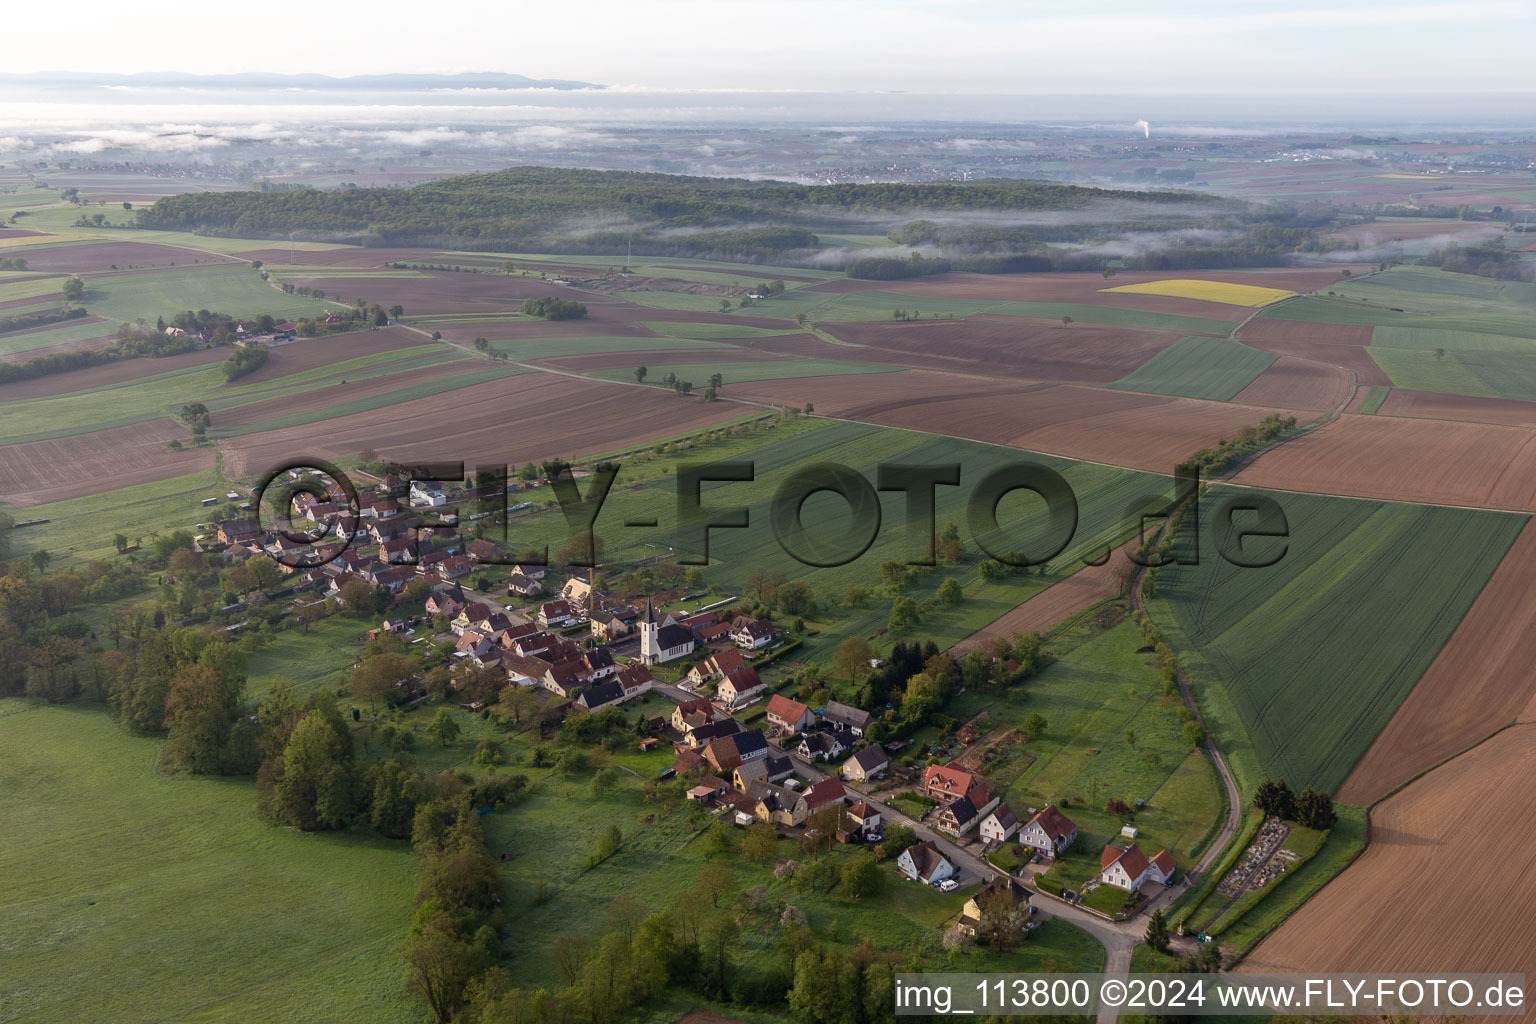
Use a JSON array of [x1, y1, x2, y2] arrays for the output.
[[1100, 278, 1297, 306]]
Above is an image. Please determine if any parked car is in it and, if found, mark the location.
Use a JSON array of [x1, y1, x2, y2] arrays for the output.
[[937, 878, 959, 892]]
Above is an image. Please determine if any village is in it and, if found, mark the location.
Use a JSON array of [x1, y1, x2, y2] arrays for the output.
[[198, 466, 1192, 948]]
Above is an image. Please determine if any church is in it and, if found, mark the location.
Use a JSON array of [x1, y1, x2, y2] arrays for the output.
[[638, 599, 697, 665]]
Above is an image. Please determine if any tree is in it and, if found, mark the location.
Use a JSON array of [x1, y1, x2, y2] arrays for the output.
[[719, 299, 732, 312], [62, 277, 85, 302], [977, 883, 1029, 950], [837, 851, 881, 900], [936, 577, 964, 605], [1145, 908, 1170, 953], [1022, 712, 1047, 739], [1061, 315, 1073, 327], [832, 636, 875, 683], [634, 365, 647, 383], [842, 584, 868, 608], [1254, 778, 1296, 820], [428, 709, 461, 747], [698, 858, 735, 908], [978, 558, 1008, 583], [551, 932, 588, 987], [741, 821, 778, 865], [350, 652, 416, 704], [29, 549, 52, 575], [389, 304, 404, 321], [1182, 719, 1206, 749], [403, 907, 490, 1024], [113, 534, 128, 552], [1434, 347, 1446, 362], [339, 577, 382, 616], [1295, 785, 1337, 830], [708, 372, 723, 389], [162, 665, 245, 774], [879, 560, 907, 593], [794, 312, 807, 326], [887, 596, 920, 632]]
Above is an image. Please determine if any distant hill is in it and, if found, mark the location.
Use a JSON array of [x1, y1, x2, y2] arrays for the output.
[[0, 71, 601, 90], [138, 166, 1217, 263]]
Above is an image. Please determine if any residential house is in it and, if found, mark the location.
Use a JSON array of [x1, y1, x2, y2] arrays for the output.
[[1098, 843, 1175, 892], [685, 717, 744, 750], [503, 654, 554, 687], [734, 756, 793, 791], [1017, 805, 1079, 859], [577, 679, 627, 712], [896, 841, 955, 885], [686, 648, 747, 687], [841, 745, 889, 783], [922, 763, 974, 803], [425, 588, 466, 618], [798, 731, 846, 762], [716, 666, 767, 708], [821, 701, 873, 737], [958, 876, 1031, 937], [561, 575, 595, 612], [978, 802, 1020, 844], [590, 610, 631, 641], [467, 538, 506, 563], [615, 664, 653, 699], [541, 659, 587, 698], [765, 694, 815, 734], [511, 563, 547, 581], [751, 783, 807, 827], [844, 801, 881, 834], [703, 729, 769, 772], [802, 777, 846, 815], [671, 696, 720, 733], [380, 537, 417, 564], [507, 572, 544, 598], [731, 616, 779, 650], [538, 599, 578, 629], [216, 520, 260, 546]]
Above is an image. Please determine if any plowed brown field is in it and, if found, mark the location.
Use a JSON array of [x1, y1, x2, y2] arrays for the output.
[[1236, 318, 1390, 386], [1230, 356, 1350, 411], [13, 241, 239, 272], [0, 419, 211, 506], [733, 369, 1299, 473], [1245, 722, 1536, 994], [1233, 413, 1536, 510], [1377, 388, 1536, 428], [219, 372, 745, 478], [231, 328, 430, 384], [814, 318, 1178, 384], [1339, 519, 1536, 805], [213, 359, 485, 429]]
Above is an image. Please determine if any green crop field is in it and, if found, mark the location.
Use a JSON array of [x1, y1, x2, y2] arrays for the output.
[[591, 357, 896, 387], [1365, 347, 1500, 397], [0, 273, 66, 303], [1108, 336, 1277, 401], [80, 265, 331, 323], [0, 317, 116, 359], [1148, 487, 1526, 793], [947, 616, 1224, 869], [1356, 386, 1390, 414], [503, 417, 1170, 664], [0, 701, 420, 1024]]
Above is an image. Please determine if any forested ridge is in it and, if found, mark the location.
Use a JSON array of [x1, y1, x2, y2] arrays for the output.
[[138, 166, 1214, 259]]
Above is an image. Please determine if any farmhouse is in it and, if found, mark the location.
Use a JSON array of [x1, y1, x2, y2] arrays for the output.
[[978, 802, 1020, 843], [1099, 843, 1175, 892], [841, 745, 888, 783], [1018, 805, 1079, 859], [716, 666, 767, 708], [896, 841, 955, 885], [821, 701, 872, 737], [765, 694, 815, 734]]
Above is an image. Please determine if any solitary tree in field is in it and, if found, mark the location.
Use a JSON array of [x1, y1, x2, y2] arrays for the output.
[[794, 312, 807, 326], [634, 365, 647, 383], [1061, 315, 1073, 328], [61, 277, 85, 303], [1022, 712, 1047, 739], [719, 299, 732, 312], [427, 709, 461, 747], [388, 304, 404, 320], [30, 549, 52, 575], [1434, 347, 1446, 362], [708, 372, 723, 389]]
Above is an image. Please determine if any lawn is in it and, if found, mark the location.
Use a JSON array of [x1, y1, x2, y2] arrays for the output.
[[0, 700, 420, 1024], [81, 264, 331, 323], [1149, 486, 1526, 793], [1108, 336, 1277, 401], [946, 616, 1223, 871]]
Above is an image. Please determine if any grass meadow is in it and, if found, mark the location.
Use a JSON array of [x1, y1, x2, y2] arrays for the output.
[[1108, 336, 1277, 401]]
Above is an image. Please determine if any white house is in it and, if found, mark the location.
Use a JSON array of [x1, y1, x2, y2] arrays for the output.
[[978, 802, 1020, 843], [896, 840, 955, 885], [1018, 804, 1079, 858], [1098, 843, 1175, 892]]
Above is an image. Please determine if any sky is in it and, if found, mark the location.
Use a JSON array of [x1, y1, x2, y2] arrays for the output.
[[6, 0, 1536, 96]]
